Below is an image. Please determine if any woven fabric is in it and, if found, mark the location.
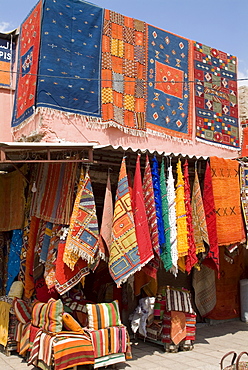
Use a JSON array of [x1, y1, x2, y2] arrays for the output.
[[11, 1, 42, 128], [89, 326, 127, 358], [202, 162, 219, 273], [210, 157, 244, 246], [86, 300, 122, 330], [0, 167, 27, 231], [185, 312, 196, 341], [194, 42, 239, 149], [30, 163, 77, 225], [94, 353, 126, 369], [55, 232, 89, 295], [53, 332, 95, 369], [241, 127, 248, 156], [184, 161, 198, 273], [37, 331, 54, 369], [160, 159, 172, 271], [63, 170, 100, 270], [44, 224, 63, 290], [192, 264, 216, 317], [6, 230, 23, 294], [19, 322, 31, 355], [240, 161, 248, 246], [31, 301, 47, 328], [167, 165, 178, 275], [36, 0, 103, 117], [191, 168, 209, 254], [132, 155, 154, 269], [147, 26, 193, 141], [109, 157, 141, 286], [170, 311, 186, 345], [62, 312, 84, 333], [13, 298, 31, 324], [166, 286, 194, 314], [0, 301, 11, 346], [40, 222, 53, 263], [152, 157, 165, 252], [27, 328, 43, 366], [43, 298, 63, 333], [175, 159, 188, 259], [99, 172, 113, 260], [101, 9, 146, 134]]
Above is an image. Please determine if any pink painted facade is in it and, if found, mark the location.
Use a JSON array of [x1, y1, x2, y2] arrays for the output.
[[0, 87, 14, 142]]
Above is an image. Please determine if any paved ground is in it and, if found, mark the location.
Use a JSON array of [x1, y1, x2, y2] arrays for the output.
[[0, 320, 247, 370]]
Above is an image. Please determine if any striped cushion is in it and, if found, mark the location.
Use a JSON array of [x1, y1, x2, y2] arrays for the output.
[[43, 298, 63, 333], [86, 300, 121, 330], [165, 287, 194, 314], [13, 298, 31, 324], [31, 301, 46, 327]]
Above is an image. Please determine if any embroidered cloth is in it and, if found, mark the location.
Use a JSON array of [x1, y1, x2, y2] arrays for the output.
[[240, 161, 248, 246], [183, 161, 197, 273], [194, 42, 239, 149], [210, 157, 244, 246], [36, 0, 103, 117], [55, 230, 89, 295], [0, 167, 27, 231], [6, 230, 23, 294], [101, 9, 147, 134], [191, 168, 209, 254], [152, 157, 165, 252], [160, 159, 172, 271], [146, 26, 193, 141], [192, 264, 216, 317], [167, 165, 178, 275], [30, 163, 77, 225], [108, 157, 141, 287], [11, 1, 42, 128], [132, 155, 154, 269], [175, 160, 188, 259], [202, 162, 219, 274], [99, 172, 113, 260], [63, 169, 100, 270]]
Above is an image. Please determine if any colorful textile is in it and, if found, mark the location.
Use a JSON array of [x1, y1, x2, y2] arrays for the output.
[[0, 232, 9, 296], [11, 1, 42, 128], [109, 157, 141, 286], [6, 229, 23, 293], [36, 0, 103, 117], [152, 156, 165, 252], [13, 298, 31, 324], [170, 311, 186, 345], [101, 9, 146, 134], [160, 159, 172, 271], [202, 162, 219, 274], [207, 246, 244, 320], [24, 216, 40, 299], [94, 353, 126, 369], [167, 165, 178, 275], [89, 326, 127, 358], [241, 127, 248, 156], [86, 300, 122, 330], [192, 264, 216, 317], [166, 286, 194, 314], [30, 163, 77, 225], [162, 310, 196, 344], [147, 26, 193, 141], [210, 157, 244, 246], [240, 161, 248, 246], [194, 42, 239, 149], [19, 322, 31, 355], [132, 154, 154, 269], [53, 332, 95, 369], [28, 329, 43, 366], [62, 313, 84, 333], [55, 232, 89, 295], [183, 161, 198, 273], [63, 169, 100, 269], [185, 312, 196, 341], [0, 167, 27, 231], [44, 224, 63, 290], [99, 172, 113, 260], [31, 301, 46, 328], [40, 222, 53, 263], [37, 331, 54, 369], [191, 168, 209, 254], [42, 298, 63, 333], [0, 301, 11, 346], [175, 159, 188, 263]]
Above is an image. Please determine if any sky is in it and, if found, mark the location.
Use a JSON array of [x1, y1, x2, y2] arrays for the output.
[[1, 0, 248, 86]]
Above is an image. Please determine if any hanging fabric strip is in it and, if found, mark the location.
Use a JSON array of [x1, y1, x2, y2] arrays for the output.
[[167, 164, 178, 276], [99, 172, 113, 261]]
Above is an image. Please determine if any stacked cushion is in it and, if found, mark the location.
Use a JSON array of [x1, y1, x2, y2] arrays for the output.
[[86, 300, 122, 330], [13, 298, 31, 324], [32, 298, 63, 332]]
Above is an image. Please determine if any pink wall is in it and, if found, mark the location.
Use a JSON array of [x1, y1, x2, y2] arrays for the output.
[[12, 109, 240, 158], [0, 87, 14, 142]]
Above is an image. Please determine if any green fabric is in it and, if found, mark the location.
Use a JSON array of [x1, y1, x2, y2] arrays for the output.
[[160, 159, 172, 271]]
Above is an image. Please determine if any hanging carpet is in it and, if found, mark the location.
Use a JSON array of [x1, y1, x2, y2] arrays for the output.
[[6, 230, 23, 294], [239, 161, 248, 247], [167, 164, 178, 275], [99, 172, 113, 261]]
